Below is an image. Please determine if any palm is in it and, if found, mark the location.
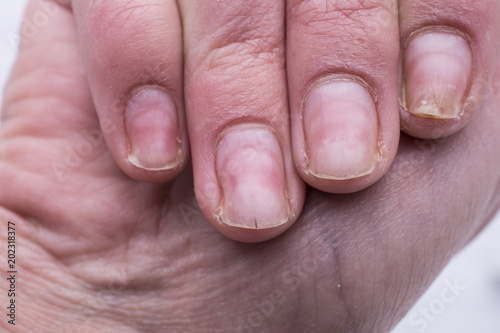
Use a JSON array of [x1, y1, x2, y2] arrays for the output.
[[1, 8, 500, 333]]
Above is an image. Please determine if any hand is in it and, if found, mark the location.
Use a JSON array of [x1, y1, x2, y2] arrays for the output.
[[26, 0, 497, 242], [1, 0, 499, 332]]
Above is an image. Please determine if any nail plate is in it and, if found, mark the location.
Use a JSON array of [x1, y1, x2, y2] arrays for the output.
[[126, 87, 181, 170], [216, 126, 289, 229], [304, 80, 379, 180], [404, 31, 472, 118]]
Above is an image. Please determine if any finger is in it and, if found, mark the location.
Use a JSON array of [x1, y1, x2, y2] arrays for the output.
[[0, 0, 182, 247], [70, 0, 188, 182], [178, 0, 305, 242], [399, 0, 500, 139], [286, 0, 400, 193]]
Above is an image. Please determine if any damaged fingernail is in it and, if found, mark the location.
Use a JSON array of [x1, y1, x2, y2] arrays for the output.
[[216, 126, 289, 229], [304, 79, 379, 180], [404, 31, 472, 119], [126, 87, 181, 170]]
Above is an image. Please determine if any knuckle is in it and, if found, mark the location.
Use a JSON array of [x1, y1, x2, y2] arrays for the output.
[[289, 0, 395, 34], [86, 1, 164, 37], [83, 1, 179, 77], [288, 0, 398, 65], [202, 35, 283, 73]]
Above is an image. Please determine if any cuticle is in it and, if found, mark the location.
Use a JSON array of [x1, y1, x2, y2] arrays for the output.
[[403, 25, 473, 50], [214, 120, 283, 152]]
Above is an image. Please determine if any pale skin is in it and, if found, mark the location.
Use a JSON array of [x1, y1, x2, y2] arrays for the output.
[[0, 0, 500, 332]]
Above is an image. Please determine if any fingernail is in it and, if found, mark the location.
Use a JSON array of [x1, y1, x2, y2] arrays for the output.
[[216, 126, 289, 229], [126, 87, 181, 170], [404, 31, 472, 119], [304, 80, 379, 180]]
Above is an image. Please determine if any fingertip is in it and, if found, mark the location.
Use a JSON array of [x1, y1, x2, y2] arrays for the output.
[[400, 28, 475, 139], [293, 75, 400, 194], [71, 0, 187, 183], [399, 107, 467, 140], [194, 124, 305, 243], [398, 0, 500, 139]]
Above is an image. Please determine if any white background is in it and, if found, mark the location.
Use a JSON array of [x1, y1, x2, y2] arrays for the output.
[[1, 1, 500, 332]]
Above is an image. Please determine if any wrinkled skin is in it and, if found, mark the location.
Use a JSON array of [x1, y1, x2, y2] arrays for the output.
[[1, 2, 500, 333]]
